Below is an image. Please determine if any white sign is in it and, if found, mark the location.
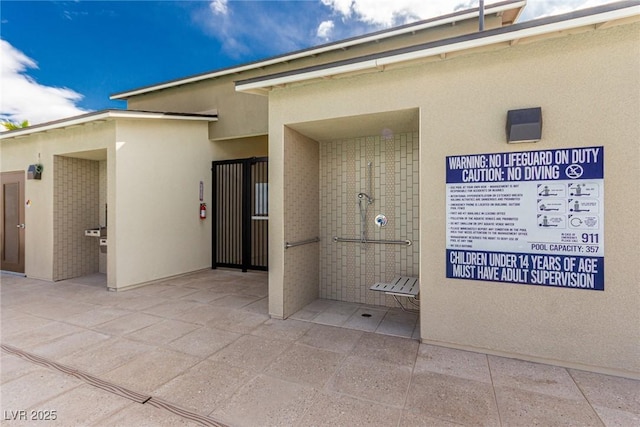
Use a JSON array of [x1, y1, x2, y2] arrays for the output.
[[446, 147, 604, 290]]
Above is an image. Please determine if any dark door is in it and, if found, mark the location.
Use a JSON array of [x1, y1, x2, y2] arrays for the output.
[[212, 157, 268, 272], [1, 171, 25, 273]]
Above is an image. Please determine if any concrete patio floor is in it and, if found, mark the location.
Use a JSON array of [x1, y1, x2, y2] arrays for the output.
[[1, 269, 638, 426]]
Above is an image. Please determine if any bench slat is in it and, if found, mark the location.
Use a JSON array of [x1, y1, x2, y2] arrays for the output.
[[370, 276, 419, 297]]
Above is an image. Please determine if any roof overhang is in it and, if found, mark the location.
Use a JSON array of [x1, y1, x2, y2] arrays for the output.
[[236, 1, 640, 95], [0, 109, 218, 140], [110, 0, 526, 100]]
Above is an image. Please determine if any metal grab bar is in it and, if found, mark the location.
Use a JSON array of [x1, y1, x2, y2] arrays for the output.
[[285, 237, 320, 249], [333, 236, 412, 246]]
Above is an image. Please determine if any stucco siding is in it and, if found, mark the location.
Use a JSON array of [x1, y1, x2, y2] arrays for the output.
[[268, 22, 640, 376], [1, 114, 266, 289], [123, 15, 503, 141], [1, 122, 114, 281], [127, 78, 269, 141], [112, 119, 214, 289], [281, 127, 320, 317], [211, 135, 268, 161], [417, 23, 639, 377]]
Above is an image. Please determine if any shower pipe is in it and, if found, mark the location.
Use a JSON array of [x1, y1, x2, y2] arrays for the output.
[[357, 162, 374, 241], [367, 161, 373, 200], [333, 236, 412, 246], [284, 237, 320, 249]]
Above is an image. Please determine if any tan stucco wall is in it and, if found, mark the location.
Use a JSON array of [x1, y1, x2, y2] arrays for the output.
[[268, 122, 285, 317], [280, 127, 320, 318], [1, 122, 114, 281], [99, 160, 107, 273], [112, 119, 214, 289], [211, 135, 268, 161], [127, 79, 269, 141], [124, 15, 501, 141], [268, 23, 640, 377], [1, 117, 265, 289]]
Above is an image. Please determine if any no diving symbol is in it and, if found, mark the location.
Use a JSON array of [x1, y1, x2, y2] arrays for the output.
[[565, 164, 583, 179]]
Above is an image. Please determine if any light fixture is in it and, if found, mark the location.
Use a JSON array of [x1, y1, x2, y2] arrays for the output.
[[506, 107, 542, 143], [27, 164, 43, 180]]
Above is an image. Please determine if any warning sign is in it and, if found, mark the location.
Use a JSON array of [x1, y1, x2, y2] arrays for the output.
[[446, 147, 604, 291]]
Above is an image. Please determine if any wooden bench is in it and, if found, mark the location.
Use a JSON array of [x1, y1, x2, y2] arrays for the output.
[[370, 276, 419, 312]]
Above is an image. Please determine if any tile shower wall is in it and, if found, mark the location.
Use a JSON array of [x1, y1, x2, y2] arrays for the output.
[[319, 132, 419, 307], [53, 156, 100, 281]]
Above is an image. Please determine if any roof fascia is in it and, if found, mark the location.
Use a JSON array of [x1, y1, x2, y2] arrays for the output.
[[235, 2, 640, 95], [109, 0, 526, 100], [0, 110, 218, 140]]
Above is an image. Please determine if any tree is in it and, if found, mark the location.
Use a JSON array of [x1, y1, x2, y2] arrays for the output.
[[2, 120, 30, 130]]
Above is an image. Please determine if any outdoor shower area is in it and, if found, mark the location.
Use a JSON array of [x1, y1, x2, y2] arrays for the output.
[[277, 109, 420, 326], [53, 151, 108, 283], [319, 132, 420, 307]]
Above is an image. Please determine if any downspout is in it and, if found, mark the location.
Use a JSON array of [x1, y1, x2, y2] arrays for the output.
[[479, 0, 485, 31]]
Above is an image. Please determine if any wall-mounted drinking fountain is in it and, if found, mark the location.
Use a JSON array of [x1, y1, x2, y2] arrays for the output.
[[84, 227, 107, 237], [85, 225, 107, 253]]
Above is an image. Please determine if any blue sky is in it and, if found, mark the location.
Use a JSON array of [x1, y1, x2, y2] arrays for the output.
[[1, 0, 615, 125]]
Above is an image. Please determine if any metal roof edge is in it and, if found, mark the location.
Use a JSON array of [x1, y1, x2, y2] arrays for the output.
[[109, 0, 526, 100], [235, 1, 640, 93], [0, 109, 218, 140]]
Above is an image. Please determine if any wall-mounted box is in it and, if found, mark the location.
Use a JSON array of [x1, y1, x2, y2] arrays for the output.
[[506, 107, 542, 143], [27, 164, 43, 180]]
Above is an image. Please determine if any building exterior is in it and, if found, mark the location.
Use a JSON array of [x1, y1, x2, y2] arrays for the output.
[[1, 111, 219, 289], [2, 0, 638, 378]]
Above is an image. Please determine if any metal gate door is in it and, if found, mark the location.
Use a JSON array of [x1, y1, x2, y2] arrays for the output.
[[212, 157, 268, 271]]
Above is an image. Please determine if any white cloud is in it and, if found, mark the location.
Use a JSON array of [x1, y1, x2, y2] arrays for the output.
[[320, 0, 618, 29], [200, 1, 320, 60], [520, 0, 614, 20], [200, 1, 251, 60], [317, 20, 335, 40], [0, 40, 89, 126], [210, 0, 228, 16], [321, 0, 354, 18], [321, 0, 475, 27]]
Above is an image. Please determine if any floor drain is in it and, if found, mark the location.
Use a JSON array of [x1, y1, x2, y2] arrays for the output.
[[361, 313, 372, 318]]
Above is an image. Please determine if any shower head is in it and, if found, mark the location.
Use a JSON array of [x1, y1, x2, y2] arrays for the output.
[[357, 192, 373, 204]]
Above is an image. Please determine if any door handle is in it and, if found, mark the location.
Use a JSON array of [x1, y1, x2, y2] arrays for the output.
[[16, 224, 25, 229]]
